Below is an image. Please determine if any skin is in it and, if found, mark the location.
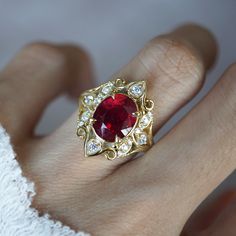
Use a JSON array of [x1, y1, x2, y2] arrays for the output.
[[0, 24, 236, 235]]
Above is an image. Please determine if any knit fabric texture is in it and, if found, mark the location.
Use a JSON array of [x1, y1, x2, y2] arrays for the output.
[[0, 126, 90, 236]]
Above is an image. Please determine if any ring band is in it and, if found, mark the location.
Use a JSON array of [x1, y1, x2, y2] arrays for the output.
[[77, 78, 154, 160]]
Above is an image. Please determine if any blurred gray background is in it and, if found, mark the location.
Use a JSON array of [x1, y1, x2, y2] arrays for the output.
[[0, 0, 235, 195]]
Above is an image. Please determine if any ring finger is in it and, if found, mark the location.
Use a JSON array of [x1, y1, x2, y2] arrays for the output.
[[38, 24, 217, 178]]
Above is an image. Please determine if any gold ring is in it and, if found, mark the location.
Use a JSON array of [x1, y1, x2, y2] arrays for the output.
[[77, 78, 154, 160]]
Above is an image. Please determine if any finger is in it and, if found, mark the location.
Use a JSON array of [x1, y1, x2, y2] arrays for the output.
[[127, 63, 236, 232], [0, 42, 93, 142], [41, 24, 217, 176], [116, 23, 217, 131], [182, 190, 236, 235]]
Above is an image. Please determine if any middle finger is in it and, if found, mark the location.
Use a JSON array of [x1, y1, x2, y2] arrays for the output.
[[30, 24, 217, 180]]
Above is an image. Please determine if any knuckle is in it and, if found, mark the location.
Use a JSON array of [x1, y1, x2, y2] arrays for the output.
[[151, 36, 201, 65], [143, 35, 204, 85], [20, 42, 68, 69]]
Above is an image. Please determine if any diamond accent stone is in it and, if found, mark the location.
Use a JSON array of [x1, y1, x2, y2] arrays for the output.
[[118, 138, 132, 157], [136, 133, 148, 145], [77, 120, 84, 127], [139, 112, 153, 129], [94, 93, 105, 106], [86, 139, 102, 155], [94, 97, 102, 106], [81, 111, 91, 122], [101, 82, 113, 94], [129, 83, 144, 98], [83, 95, 94, 105], [134, 128, 142, 134]]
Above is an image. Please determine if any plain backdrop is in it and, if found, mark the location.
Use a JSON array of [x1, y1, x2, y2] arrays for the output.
[[0, 0, 235, 198]]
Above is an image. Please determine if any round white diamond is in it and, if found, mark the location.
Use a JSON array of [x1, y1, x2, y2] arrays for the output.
[[134, 128, 142, 134], [120, 144, 129, 152], [94, 97, 102, 105], [94, 93, 106, 106], [139, 112, 153, 128], [86, 139, 101, 155], [83, 95, 94, 105], [77, 120, 84, 127], [98, 93, 105, 99], [129, 83, 144, 98], [120, 140, 132, 153], [118, 139, 132, 157], [102, 82, 113, 94], [137, 133, 147, 145], [81, 111, 91, 122]]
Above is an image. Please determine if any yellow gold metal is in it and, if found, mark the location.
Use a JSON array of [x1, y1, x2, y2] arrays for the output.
[[77, 78, 154, 160]]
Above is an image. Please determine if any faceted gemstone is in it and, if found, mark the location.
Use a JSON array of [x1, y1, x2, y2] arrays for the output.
[[94, 96, 103, 106], [117, 138, 133, 157], [137, 133, 147, 145], [129, 83, 144, 98], [77, 120, 84, 127], [101, 82, 114, 94], [93, 94, 137, 142], [81, 111, 91, 122], [139, 111, 153, 129], [83, 95, 94, 105], [86, 139, 101, 155]]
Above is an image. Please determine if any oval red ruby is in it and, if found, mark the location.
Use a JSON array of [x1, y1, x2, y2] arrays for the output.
[[93, 94, 137, 142]]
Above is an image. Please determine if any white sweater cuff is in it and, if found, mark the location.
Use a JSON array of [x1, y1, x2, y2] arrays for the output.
[[0, 126, 90, 236]]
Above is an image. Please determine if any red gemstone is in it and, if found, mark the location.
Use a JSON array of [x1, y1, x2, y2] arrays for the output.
[[93, 94, 137, 142]]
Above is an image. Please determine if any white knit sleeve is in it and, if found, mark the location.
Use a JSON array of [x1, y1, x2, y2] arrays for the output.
[[0, 126, 90, 236]]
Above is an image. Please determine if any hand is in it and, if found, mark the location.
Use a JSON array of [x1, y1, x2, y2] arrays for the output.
[[1, 24, 235, 236]]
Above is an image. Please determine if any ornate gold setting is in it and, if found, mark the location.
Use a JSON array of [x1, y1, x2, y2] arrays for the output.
[[77, 78, 154, 160]]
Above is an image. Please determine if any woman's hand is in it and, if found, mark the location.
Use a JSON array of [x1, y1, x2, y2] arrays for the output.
[[1, 24, 236, 235]]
